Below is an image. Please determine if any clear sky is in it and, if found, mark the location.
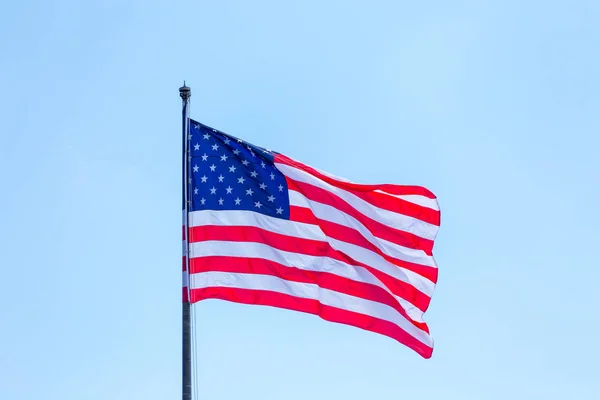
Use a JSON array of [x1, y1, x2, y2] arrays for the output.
[[1, 1, 599, 399]]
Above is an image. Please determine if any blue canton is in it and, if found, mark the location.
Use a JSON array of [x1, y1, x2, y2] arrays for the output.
[[187, 119, 290, 219]]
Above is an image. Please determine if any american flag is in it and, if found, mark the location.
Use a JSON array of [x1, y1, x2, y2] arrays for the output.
[[182, 119, 440, 358]]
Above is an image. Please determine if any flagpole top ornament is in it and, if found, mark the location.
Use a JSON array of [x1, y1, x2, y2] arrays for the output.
[[179, 81, 191, 101]]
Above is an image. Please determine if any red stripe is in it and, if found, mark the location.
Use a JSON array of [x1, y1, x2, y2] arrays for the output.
[[189, 225, 432, 312], [290, 206, 438, 283], [182, 256, 187, 272], [275, 154, 437, 199], [190, 286, 433, 358], [190, 256, 429, 333], [182, 225, 186, 241], [182, 287, 189, 303], [287, 179, 434, 255], [351, 190, 439, 226]]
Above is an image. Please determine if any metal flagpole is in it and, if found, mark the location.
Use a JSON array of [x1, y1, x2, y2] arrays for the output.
[[180, 82, 192, 400]]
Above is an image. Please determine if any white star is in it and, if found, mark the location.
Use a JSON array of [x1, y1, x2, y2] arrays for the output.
[[224, 138, 230, 145], [238, 177, 246, 184], [254, 201, 262, 209], [218, 174, 224, 182], [250, 150, 255, 157], [188, 155, 192, 161], [276, 207, 283, 215], [194, 188, 199, 195], [188, 178, 192, 184], [229, 165, 236, 173], [234, 197, 241, 205], [278, 184, 284, 192], [200, 198, 206, 205], [200, 175, 208, 183], [201, 153, 208, 161], [233, 149, 240, 155], [261, 161, 266, 169], [218, 198, 224, 205], [212, 129, 217, 132], [203, 133, 210, 140], [188, 134, 193, 140], [259, 183, 267, 190], [212, 144, 219, 151], [237, 138, 243, 143], [194, 123, 201, 129], [246, 146, 252, 151], [246, 188, 254, 196], [270, 172, 275, 180], [220, 154, 228, 162], [193, 165, 199, 173], [268, 195, 275, 202], [209, 164, 216, 172], [210, 187, 217, 195], [250, 171, 258, 178], [194, 143, 200, 151], [242, 159, 250, 166], [226, 186, 233, 194]]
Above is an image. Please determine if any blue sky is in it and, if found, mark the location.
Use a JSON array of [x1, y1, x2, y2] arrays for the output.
[[1, 1, 599, 399]]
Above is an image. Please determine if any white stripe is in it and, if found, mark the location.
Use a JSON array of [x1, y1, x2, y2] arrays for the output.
[[276, 162, 439, 240], [189, 209, 324, 240], [182, 271, 189, 287], [288, 190, 437, 268], [188, 210, 435, 297], [190, 271, 433, 347], [312, 166, 353, 182], [189, 239, 427, 320], [374, 190, 440, 211]]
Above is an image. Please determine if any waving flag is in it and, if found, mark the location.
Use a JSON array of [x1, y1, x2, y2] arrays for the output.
[[182, 119, 440, 358]]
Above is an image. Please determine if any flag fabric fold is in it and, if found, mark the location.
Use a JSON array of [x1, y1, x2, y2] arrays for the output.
[[182, 119, 440, 358]]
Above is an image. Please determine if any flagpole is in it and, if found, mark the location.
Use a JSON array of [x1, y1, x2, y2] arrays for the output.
[[180, 82, 192, 400]]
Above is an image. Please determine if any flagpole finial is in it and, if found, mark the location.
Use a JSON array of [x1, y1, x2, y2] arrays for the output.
[[179, 81, 191, 101]]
